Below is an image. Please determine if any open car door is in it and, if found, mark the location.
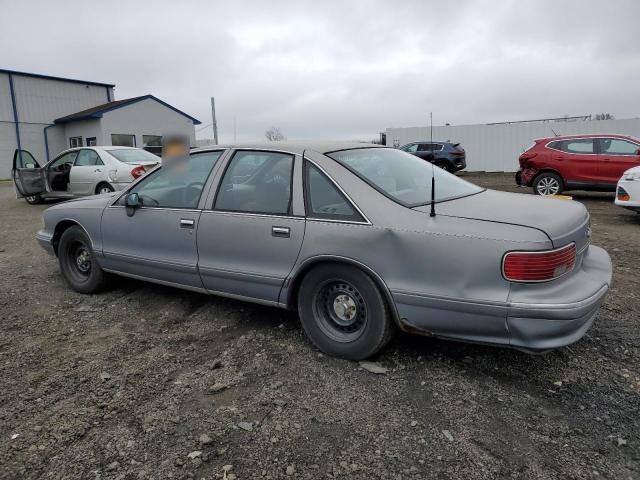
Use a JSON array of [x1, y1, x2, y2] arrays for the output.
[[12, 149, 46, 198]]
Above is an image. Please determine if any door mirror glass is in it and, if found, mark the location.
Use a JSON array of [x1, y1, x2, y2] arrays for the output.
[[125, 192, 141, 207]]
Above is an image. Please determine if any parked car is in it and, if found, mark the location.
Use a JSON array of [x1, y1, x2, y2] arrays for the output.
[[615, 166, 640, 212], [516, 134, 640, 195], [399, 141, 466, 172], [12, 146, 160, 204], [35, 143, 611, 360]]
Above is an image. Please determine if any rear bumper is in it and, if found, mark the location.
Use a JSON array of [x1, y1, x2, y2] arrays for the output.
[[393, 245, 612, 352], [516, 168, 538, 186], [506, 245, 612, 351], [453, 158, 466, 171], [36, 229, 55, 256]]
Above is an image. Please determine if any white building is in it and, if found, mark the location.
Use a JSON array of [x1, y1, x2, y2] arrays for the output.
[[386, 116, 640, 172], [0, 69, 200, 178]]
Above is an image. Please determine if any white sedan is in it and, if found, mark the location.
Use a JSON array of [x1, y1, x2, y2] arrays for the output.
[[615, 166, 640, 213], [12, 146, 160, 204]]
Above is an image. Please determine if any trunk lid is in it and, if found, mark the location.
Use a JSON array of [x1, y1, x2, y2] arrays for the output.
[[414, 189, 591, 251]]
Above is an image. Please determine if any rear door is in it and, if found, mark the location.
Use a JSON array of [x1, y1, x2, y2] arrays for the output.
[[549, 138, 600, 184], [11, 149, 46, 198], [70, 149, 104, 196], [197, 149, 305, 303], [596, 137, 640, 183], [415, 143, 435, 162]]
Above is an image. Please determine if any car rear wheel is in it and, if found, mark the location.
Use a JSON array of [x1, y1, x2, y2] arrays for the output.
[[58, 226, 108, 293], [533, 172, 564, 196], [435, 161, 452, 173], [297, 264, 395, 360], [25, 194, 42, 204], [96, 183, 115, 195]]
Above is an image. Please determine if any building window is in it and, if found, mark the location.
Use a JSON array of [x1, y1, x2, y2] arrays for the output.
[[69, 137, 83, 148], [111, 134, 136, 147], [143, 135, 162, 156], [86, 137, 97, 147]]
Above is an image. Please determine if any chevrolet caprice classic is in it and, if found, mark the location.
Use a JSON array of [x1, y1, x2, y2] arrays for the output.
[[35, 143, 613, 359]]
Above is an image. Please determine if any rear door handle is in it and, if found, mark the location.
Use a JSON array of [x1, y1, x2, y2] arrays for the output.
[[272, 226, 290, 238], [180, 219, 195, 229]]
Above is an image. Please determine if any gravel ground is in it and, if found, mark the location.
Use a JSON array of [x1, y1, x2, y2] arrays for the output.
[[0, 174, 638, 480]]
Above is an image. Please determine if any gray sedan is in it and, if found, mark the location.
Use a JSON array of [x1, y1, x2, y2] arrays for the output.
[[35, 143, 613, 359]]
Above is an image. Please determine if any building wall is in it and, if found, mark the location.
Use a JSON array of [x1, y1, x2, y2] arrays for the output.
[[0, 71, 115, 178], [386, 118, 640, 172], [99, 98, 196, 148]]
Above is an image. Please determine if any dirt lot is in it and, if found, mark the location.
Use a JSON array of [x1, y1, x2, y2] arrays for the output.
[[0, 174, 638, 480]]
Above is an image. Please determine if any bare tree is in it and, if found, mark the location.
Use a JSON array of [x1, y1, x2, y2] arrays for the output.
[[265, 127, 286, 141], [594, 113, 615, 120]]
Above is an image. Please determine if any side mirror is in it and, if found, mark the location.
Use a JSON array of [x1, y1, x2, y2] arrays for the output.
[[125, 192, 141, 217]]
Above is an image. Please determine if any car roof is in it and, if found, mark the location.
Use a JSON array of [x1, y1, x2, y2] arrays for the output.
[[191, 142, 384, 155], [536, 133, 639, 142]]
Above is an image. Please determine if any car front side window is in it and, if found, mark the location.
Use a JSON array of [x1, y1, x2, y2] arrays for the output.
[[126, 151, 223, 209], [599, 138, 640, 155], [215, 150, 294, 215], [49, 151, 78, 170]]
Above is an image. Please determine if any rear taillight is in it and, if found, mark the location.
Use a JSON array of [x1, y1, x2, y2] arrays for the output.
[[131, 166, 146, 179], [502, 243, 576, 282], [519, 152, 537, 161], [450, 151, 465, 156]]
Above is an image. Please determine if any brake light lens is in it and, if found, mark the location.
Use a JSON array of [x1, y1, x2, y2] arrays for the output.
[[502, 243, 576, 282], [450, 151, 465, 156], [130, 166, 146, 179]]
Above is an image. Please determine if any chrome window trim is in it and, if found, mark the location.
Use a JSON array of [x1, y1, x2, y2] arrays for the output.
[[106, 205, 202, 214], [200, 210, 304, 221], [303, 157, 372, 225], [545, 136, 640, 156]]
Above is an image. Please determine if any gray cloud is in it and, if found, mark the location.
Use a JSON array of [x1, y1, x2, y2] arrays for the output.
[[1, 0, 639, 142]]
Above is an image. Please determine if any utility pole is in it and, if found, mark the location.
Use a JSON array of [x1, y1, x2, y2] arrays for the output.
[[210, 97, 218, 145]]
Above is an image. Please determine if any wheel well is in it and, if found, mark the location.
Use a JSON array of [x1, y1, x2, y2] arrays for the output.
[[51, 220, 81, 255], [286, 259, 401, 326], [95, 182, 112, 194], [532, 169, 564, 184]]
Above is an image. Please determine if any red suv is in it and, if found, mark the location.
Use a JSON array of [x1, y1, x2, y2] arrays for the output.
[[516, 134, 640, 195]]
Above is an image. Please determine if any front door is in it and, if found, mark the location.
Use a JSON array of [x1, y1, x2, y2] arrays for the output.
[[197, 149, 305, 304], [100, 150, 224, 288], [597, 137, 640, 183], [11, 149, 46, 198]]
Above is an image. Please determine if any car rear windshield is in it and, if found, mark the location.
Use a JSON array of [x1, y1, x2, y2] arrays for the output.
[[106, 149, 160, 163], [327, 148, 483, 207]]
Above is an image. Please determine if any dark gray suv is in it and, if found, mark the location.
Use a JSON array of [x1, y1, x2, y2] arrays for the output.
[[399, 141, 466, 173]]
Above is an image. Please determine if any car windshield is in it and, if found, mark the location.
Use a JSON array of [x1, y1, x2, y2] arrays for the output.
[[106, 149, 160, 163], [327, 148, 483, 207]]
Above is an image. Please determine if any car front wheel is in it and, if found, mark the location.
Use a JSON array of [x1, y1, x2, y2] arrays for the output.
[[297, 264, 395, 360], [58, 226, 108, 293], [533, 172, 564, 196]]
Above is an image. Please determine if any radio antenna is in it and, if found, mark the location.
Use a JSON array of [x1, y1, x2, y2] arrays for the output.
[[429, 111, 436, 217]]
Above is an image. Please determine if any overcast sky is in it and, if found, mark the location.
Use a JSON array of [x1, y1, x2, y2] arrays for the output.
[[1, 0, 639, 142]]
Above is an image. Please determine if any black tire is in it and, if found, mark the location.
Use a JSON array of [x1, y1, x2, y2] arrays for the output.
[[96, 183, 115, 195], [532, 172, 564, 196], [24, 194, 42, 204], [58, 226, 108, 294], [435, 161, 452, 172], [297, 264, 395, 360]]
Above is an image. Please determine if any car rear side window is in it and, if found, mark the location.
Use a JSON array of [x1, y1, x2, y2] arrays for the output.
[[304, 162, 364, 222], [551, 139, 595, 154], [126, 151, 223, 209], [74, 149, 102, 166], [215, 150, 293, 215]]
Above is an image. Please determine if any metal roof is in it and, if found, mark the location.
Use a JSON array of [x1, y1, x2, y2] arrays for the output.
[[54, 95, 202, 125], [192, 141, 383, 155], [0, 68, 115, 87]]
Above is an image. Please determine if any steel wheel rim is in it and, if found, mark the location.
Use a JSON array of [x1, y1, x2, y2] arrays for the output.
[[66, 240, 92, 282], [99, 186, 112, 194], [313, 280, 367, 342], [537, 177, 559, 195]]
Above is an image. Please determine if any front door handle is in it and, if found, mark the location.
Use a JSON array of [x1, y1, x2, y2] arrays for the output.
[[272, 226, 290, 238], [94, 168, 102, 172], [180, 218, 195, 229]]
